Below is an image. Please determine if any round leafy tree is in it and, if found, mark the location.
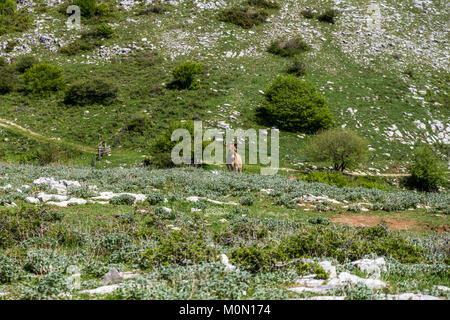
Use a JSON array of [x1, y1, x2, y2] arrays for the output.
[[406, 146, 446, 192], [306, 128, 369, 172], [23, 63, 65, 94], [257, 75, 333, 133]]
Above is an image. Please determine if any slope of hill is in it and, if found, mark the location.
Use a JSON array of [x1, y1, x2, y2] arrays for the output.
[[0, 0, 448, 169]]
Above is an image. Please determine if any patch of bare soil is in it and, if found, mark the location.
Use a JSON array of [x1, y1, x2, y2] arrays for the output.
[[331, 215, 419, 230]]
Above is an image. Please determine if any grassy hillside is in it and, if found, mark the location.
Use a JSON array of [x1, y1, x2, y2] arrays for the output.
[[0, 0, 448, 170]]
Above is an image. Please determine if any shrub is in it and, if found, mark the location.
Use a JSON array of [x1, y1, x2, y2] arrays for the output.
[[0, 207, 57, 248], [146, 192, 165, 205], [93, 22, 113, 38], [142, 230, 216, 267], [0, 253, 23, 283], [306, 128, 369, 172], [110, 194, 136, 206], [20, 271, 69, 299], [171, 60, 203, 90], [256, 75, 333, 133], [24, 249, 72, 275], [301, 9, 315, 19], [0, 0, 15, 16], [125, 113, 152, 134], [405, 146, 446, 192], [278, 225, 424, 263], [63, 78, 118, 106], [0, 8, 31, 35], [23, 63, 65, 94], [59, 37, 101, 55], [149, 120, 206, 168], [231, 246, 274, 273], [153, 206, 176, 220], [0, 56, 7, 66], [267, 37, 311, 57], [246, 0, 279, 9], [14, 55, 39, 73], [307, 216, 330, 225], [317, 8, 339, 24], [0, 65, 17, 94], [239, 195, 255, 206], [35, 144, 63, 165], [303, 171, 349, 187], [73, 0, 96, 18], [286, 56, 307, 76], [218, 6, 268, 29]]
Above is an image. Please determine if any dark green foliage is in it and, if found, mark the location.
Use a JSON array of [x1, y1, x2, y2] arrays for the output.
[[278, 224, 424, 263], [306, 128, 369, 172], [301, 9, 316, 19], [239, 195, 255, 206], [14, 55, 40, 73], [317, 9, 339, 24], [307, 216, 330, 225], [59, 37, 101, 55], [93, 22, 114, 38], [146, 192, 165, 205], [153, 206, 176, 220], [231, 246, 274, 273], [286, 56, 307, 76], [267, 37, 311, 57], [0, 65, 17, 94], [110, 194, 136, 206], [246, 0, 279, 9], [405, 146, 447, 192], [73, 0, 96, 18], [0, 56, 7, 66], [256, 75, 333, 133], [63, 78, 118, 106], [0, 207, 59, 248], [23, 63, 65, 94], [218, 6, 269, 29], [0, 253, 23, 283], [125, 113, 152, 134], [171, 60, 203, 90], [0, 0, 15, 15], [142, 230, 216, 267], [0, 9, 31, 35]]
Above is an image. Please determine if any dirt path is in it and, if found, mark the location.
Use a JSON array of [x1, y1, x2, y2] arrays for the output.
[[0, 118, 96, 154]]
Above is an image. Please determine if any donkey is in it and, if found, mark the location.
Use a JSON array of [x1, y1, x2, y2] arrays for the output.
[[225, 143, 242, 173]]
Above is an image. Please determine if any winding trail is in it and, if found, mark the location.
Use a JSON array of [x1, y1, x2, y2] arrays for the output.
[[0, 118, 96, 154]]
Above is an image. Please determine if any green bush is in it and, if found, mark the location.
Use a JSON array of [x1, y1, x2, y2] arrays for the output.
[[0, 207, 58, 248], [63, 78, 118, 106], [306, 128, 369, 172], [0, 65, 17, 94], [24, 249, 71, 275], [93, 22, 113, 38], [153, 206, 176, 220], [301, 9, 316, 19], [110, 194, 136, 206], [405, 146, 446, 192], [0, 8, 31, 35], [146, 192, 165, 205], [149, 120, 206, 168], [59, 36, 101, 55], [231, 246, 274, 273], [246, 0, 279, 9], [303, 171, 350, 187], [317, 9, 339, 24], [239, 195, 255, 206], [171, 60, 203, 90], [286, 56, 307, 76], [0, 0, 15, 16], [218, 6, 268, 29], [256, 75, 333, 133], [125, 113, 152, 134], [142, 230, 216, 267], [267, 37, 311, 57], [23, 63, 65, 94], [20, 271, 69, 299], [73, 0, 96, 18], [0, 253, 23, 283], [14, 55, 40, 73]]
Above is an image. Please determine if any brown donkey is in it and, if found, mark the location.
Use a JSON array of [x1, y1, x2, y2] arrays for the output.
[[225, 143, 242, 173]]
